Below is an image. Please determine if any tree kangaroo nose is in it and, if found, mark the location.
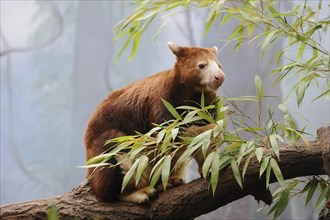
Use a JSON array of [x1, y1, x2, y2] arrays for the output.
[[215, 71, 225, 86]]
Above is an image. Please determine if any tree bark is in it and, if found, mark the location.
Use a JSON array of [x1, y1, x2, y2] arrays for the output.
[[1, 126, 329, 220]]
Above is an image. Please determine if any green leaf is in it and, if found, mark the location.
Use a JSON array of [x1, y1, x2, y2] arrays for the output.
[[161, 155, 172, 191], [265, 161, 272, 189], [154, 20, 168, 42], [86, 154, 112, 165], [242, 153, 253, 180], [305, 180, 318, 206], [312, 89, 330, 102], [296, 81, 307, 107], [274, 189, 290, 219], [261, 30, 277, 59], [202, 151, 215, 179], [157, 129, 166, 144], [121, 159, 139, 193], [231, 159, 243, 188], [270, 158, 285, 188], [218, 155, 232, 170], [227, 96, 258, 102], [213, 120, 224, 137], [146, 126, 162, 137], [315, 185, 329, 209], [255, 75, 263, 101], [149, 156, 166, 189], [161, 98, 182, 120], [204, 1, 225, 36], [130, 146, 146, 159], [197, 111, 214, 123], [78, 162, 111, 169], [296, 42, 306, 60], [47, 205, 59, 220], [200, 92, 205, 108], [255, 147, 263, 163], [129, 33, 141, 61], [211, 153, 220, 195], [269, 134, 280, 159], [135, 155, 149, 186], [171, 127, 179, 141], [220, 12, 232, 26], [260, 156, 270, 178], [201, 130, 212, 157]]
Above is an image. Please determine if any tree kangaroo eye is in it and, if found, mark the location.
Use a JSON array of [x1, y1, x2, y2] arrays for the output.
[[198, 64, 206, 69]]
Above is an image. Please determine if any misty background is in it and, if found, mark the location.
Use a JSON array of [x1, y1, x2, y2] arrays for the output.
[[1, 1, 329, 219]]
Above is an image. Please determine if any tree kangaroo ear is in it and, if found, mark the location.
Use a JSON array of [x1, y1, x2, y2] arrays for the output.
[[168, 42, 185, 57], [210, 46, 218, 54]]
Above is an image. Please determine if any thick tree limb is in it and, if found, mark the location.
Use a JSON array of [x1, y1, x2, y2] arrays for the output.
[[1, 126, 329, 220]]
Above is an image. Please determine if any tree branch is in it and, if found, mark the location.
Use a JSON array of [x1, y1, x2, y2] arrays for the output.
[[1, 126, 329, 220]]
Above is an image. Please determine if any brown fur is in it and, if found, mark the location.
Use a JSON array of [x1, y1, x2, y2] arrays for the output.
[[84, 42, 225, 202]]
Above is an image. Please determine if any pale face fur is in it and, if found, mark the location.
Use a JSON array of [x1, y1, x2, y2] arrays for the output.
[[196, 58, 225, 92]]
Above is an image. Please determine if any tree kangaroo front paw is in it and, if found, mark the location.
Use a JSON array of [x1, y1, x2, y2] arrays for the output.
[[119, 187, 157, 204]]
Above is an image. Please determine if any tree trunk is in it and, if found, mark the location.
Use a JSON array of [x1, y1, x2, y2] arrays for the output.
[[1, 126, 329, 220]]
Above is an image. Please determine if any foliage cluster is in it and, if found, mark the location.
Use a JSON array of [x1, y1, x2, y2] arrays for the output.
[[85, 0, 329, 219], [114, 0, 329, 106], [84, 77, 329, 218]]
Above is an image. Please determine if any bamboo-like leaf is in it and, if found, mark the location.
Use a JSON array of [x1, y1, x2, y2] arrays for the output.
[[130, 146, 146, 159], [121, 159, 139, 193], [200, 92, 205, 108], [231, 159, 243, 188], [211, 153, 220, 195], [157, 129, 166, 144], [269, 134, 280, 159], [305, 180, 318, 206], [312, 89, 330, 102], [200, 130, 212, 157], [274, 189, 290, 219], [171, 127, 179, 141], [296, 42, 306, 60], [161, 155, 172, 191], [202, 152, 215, 179], [270, 158, 285, 188], [255, 75, 263, 101], [218, 156, 232, 170], [227, 96, 258, 102], [213, 120, 224, 137], [135, 155, 149, 186], [129, 33, 141, 61], [161, 98, 182, 120], [220, 12, 232, 26], [255, 147, 263, 163], [260, 156, 270, 177], [47, 205, 58, 220], [266, 161, 272, 189], [301, 179, 315, 193], [146, 126, 162, 137], [315, 185, 329, 209], [204, 1, 224, 36], [296, 81, 307, 107], [86, 154, 113, 165], [197, 111, 214, 123], [78, 162, 111, 169], [261, 30, 277, 59], [242, 153, 254, 180], [182, 111, 197, 124], [149, 163, 162, 189]]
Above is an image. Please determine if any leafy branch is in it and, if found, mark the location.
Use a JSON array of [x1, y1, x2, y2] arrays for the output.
[[84, 77, 329, 219], [113, 0, 330, 105]]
